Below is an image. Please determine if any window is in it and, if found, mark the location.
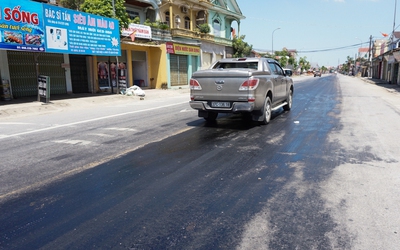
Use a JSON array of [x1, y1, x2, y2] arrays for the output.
[[165, 11, 170, 26], [269, 62, 284, 75], [196, 11, 206, 26], [268, 63, 278, 74], [213, 62, 258, 69], [126, 10, 140, 20], [213, 19, 221, 36], [275, 63, 284, 75], [184, 16, 190, 29]]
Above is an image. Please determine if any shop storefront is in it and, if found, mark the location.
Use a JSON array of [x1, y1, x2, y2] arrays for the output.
[[166, 42, 200, 88], [96, 51, 128, 91], [0, 0, 120, 99], [115, 24, 168, 90], [7, 51, 67, 97], [200, 42, 225, 69]]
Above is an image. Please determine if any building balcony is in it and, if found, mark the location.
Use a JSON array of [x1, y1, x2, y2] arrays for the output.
[[151, 28, 172, 41], [214, 36, 232, 47], [170, 28, 232, 46]]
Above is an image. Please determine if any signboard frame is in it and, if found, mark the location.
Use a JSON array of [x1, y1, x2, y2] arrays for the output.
[[38, 75, 50, 103], [0, 0, 121, 56]]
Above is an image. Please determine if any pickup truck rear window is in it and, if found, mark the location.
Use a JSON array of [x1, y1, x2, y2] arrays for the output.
[[213, 62, 258, 70]]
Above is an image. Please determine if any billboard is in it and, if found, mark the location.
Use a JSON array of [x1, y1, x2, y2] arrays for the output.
[[43, 5, 120, 56], [0, 0, 46, 52], [166, 42, 200, 56], [0, 0, 121, 56]]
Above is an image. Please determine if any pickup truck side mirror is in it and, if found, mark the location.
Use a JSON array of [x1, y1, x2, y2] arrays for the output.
[[284, 70, 293, 77]]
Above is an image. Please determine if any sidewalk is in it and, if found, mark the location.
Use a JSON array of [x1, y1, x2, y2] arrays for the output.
[[358, 77, 400, 93], [0, 88, 190, 119]]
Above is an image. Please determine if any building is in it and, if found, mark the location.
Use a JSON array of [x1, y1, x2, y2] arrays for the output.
[[371, 32, 400, 84], [0, 0, 245, 100]]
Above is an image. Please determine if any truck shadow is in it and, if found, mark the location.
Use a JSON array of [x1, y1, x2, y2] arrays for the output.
[[186, 108, 286, 130]]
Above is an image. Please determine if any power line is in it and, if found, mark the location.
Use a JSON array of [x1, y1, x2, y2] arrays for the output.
[[297, 42, 370, 53]]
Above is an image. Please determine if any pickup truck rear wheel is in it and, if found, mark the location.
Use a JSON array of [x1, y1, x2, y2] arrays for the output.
[[283, 89, 293, 111], [204, 111, 218, 122], [260, 97, 272, 125]]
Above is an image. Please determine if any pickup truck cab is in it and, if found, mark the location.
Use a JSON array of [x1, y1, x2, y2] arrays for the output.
[[189, 57, 293, 124]]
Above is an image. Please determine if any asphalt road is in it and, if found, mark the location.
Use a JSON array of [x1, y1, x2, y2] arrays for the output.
[[1, 74, 400, 249]]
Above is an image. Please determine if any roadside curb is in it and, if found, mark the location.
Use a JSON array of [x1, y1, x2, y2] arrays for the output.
[[0, 88, 190, 119]]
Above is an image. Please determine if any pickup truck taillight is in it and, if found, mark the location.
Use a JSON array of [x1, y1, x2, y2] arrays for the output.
[[239, 78, 259, 91], [190, 79, 202, 90]]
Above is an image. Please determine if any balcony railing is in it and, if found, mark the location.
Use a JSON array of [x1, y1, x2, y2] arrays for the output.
[[214, 36, 232, 46], [170, 28, 232, 46], [151, 28, 172, 41]]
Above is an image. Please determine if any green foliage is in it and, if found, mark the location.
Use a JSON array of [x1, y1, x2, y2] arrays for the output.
[[272, 48, 297, 69], [274, 48, 289, 57], [59, 0, 84, 10], [132, 17, 140, 24], [298, 56, 310, 72], [197, 23, 210, 34], [80, 0, 130, 30], [288, 56, 295, 66], [232, 35, 253, 58], [279, 56, 288, 67], [158, 21, 169, 30], [143, 19, 169, 30], [143, 19, 153, 26]]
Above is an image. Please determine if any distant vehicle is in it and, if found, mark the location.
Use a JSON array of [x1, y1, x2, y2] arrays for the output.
[[314, 71, 321, 77], [189, 57, 294, 124]]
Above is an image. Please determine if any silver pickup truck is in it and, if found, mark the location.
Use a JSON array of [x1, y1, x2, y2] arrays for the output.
[[189, 57, 294, 124]]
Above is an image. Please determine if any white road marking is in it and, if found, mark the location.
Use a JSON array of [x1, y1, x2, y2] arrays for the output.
[[88, 133, 114, 137], [0, 122, 34, 125], [180, 109, 196, 112], [0, 101, 188, 140], [104, 127, 138, 132], [53, 139, 92, 146]]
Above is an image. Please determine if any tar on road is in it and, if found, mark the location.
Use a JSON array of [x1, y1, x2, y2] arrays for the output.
[[0, 74, 399, 249]]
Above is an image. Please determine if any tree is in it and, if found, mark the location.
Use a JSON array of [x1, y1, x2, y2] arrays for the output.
[[279, 56, 288, 67], [59, 0, 85, 10], [298, 56, 310, 72], [288, 56, 296, 66], [271, 48, 298, 69], [80, 0, 130, 31], [232, 35, 253, 58]]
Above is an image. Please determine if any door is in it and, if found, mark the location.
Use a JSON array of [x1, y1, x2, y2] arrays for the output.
[[170, 54, 188, 86], [69, 55, 89, 93], [8, 51, 66, 97], [268, 62, 285, 102], [393, 63, 399, 85]]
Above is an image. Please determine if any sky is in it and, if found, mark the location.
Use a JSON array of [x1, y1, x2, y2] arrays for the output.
[[235, 0, 398, 67]]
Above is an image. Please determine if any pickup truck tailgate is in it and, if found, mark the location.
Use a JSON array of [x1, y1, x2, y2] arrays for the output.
[[191, 69, 252, 101]]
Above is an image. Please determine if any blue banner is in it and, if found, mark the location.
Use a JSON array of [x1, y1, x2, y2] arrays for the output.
[[0, 0, 46, 52], [43, 4, 121, 56]]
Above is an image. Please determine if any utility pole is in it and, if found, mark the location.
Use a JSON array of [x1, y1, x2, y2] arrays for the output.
[[112, 0, 120, 94], [393, 0, 397, 43], [368, 35, 372, 78], [272, 28, 280, 56]]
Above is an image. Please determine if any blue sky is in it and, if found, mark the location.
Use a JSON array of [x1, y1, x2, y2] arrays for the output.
[[235, 0, 398, 67]]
